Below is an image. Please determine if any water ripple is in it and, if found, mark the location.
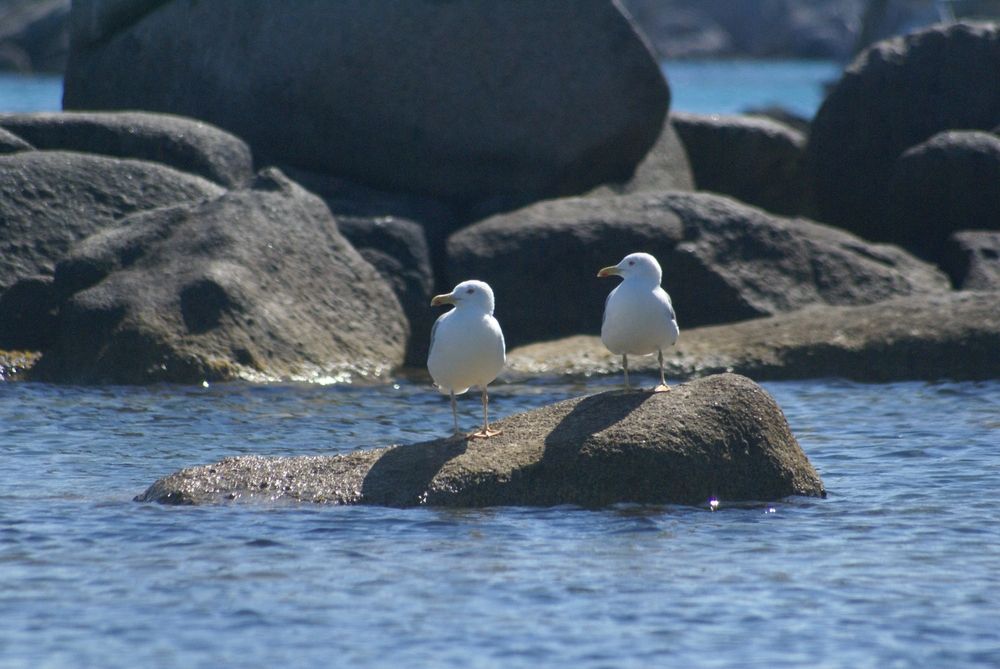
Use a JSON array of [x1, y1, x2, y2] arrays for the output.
[[0, 379, 999, 668]]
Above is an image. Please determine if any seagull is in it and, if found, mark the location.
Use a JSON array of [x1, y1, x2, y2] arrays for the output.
[[597, 252, 679, 391], [428, 280, 506, 438]]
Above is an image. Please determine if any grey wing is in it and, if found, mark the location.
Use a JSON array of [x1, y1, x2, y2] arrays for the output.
[[428, 313, 444, 359], [602, 290, 612, 329], [659, 288, 677, 322]]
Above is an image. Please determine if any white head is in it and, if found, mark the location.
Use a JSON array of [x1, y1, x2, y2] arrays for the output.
[[597, 252, 663, 286], [430, 279, 496, 314]]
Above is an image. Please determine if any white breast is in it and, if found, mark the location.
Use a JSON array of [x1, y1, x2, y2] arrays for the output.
[[601, 283, 679, 356], [427, 309, 506, 394]]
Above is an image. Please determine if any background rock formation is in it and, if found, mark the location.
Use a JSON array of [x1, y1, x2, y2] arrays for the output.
[[30, 170, 408, 384], [63, 0, 670, 211], [447, 190, 948, 347], [806, 22, 1000, 237]]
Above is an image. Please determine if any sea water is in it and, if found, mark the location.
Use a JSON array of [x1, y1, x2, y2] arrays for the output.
[[1, 377, 999, 668]]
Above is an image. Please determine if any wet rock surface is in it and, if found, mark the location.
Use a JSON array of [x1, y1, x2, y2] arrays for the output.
[[137, 373, 825, 508], [504, 291, 1000, 383]]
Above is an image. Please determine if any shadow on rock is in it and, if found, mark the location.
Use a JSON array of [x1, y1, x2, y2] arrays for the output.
[[361, 437, 469, 506]]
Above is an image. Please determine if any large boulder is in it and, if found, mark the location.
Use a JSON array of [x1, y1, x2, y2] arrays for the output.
[[806, 22, 1000, 237], [505, 290, 1000, 383], [672, 111, 808, 215], [941, 231, 1000, 290], [136, 373, 826, 507], [0, 111, 255, 188], [0, 151, 223, 293], [29, 169, 407, 384], [64, 0, 669, 208], [446, 190, 949, 347], [885, 131, 1000, 260]]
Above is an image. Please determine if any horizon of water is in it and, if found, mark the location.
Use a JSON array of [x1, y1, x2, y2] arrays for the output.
[[0, 60, 843, 118]]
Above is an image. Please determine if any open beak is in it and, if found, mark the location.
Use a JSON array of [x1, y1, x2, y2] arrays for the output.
[[430, 293, 455, 307], [597, 265, 621, 278]]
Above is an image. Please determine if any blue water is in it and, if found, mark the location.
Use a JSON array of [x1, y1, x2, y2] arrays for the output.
[[663, 59, 841, 117], [2, 377, 1000, 668], [0, 61, 841, 117], [0, 74, 62, 113]]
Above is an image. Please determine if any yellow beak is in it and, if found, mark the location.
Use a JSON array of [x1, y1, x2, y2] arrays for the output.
[[597, 265, 621, 278], [430, 293, 455, 307]]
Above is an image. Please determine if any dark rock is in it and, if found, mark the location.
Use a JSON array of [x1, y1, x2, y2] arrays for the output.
[[0, 127, 33, 153], [336, 216, 435, 367], [136, 373, 826, 507], [806, 22, 1000, 236], [942, 230, 1000, 290], [0, 150, 224, 295], [64, 1, 669, 208], [68, 0, 167, 48], [446, 190, 949, 347], [885, 131, 1000, 260], [0, 111, 254, 188], [0, 274, 56, 349], [30, 169, 407, 384], [0, 0, 69, 73], [672, 111, 808, 215], [591, 115, 695, 196], [506, 290, 1000, 383]]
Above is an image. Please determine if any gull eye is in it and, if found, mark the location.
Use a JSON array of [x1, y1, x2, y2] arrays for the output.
[[466, 288, 475, 294], [628, 260, 635, 266]]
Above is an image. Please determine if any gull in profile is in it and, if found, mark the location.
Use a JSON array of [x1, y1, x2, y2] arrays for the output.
[[597, 252, 679, 391], [428, 280, 506, 438]]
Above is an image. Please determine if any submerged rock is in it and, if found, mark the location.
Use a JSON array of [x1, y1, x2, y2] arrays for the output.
[[505, 291, 1000, 382], [137, 373, 825, 507]]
